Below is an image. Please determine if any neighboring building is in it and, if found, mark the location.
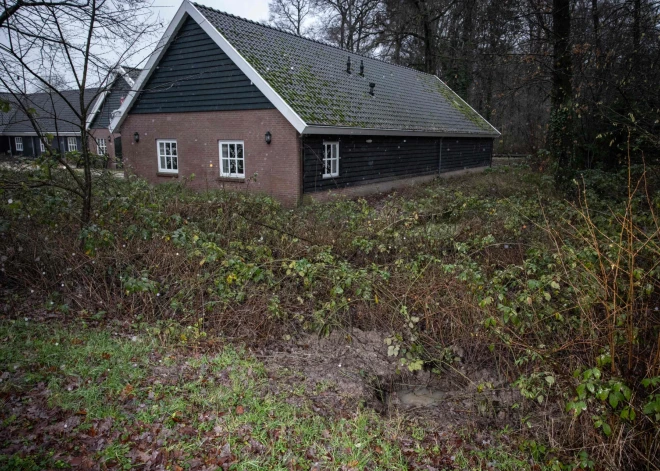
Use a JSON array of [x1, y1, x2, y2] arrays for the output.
[[110, 0, 500, 206], [0, 67, 138, 165], [87, 67, 141, 165], [0, 90, 96, 159]]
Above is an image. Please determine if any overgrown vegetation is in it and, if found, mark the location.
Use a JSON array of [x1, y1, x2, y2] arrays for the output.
[[1, 161, 659, 469]]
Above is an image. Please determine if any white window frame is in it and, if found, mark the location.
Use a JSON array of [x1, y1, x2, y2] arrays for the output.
[[40, 140, 45, 153], [15, 137, 23, 152], [323, 141, 339, 178], [157, 139, 178, 174], [67, 137, 78, 152], [219, 141, 245, 179], [97, 138, 107, 155]]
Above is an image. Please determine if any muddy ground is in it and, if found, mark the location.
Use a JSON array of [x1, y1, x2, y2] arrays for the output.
[[258, 329, 530, 434]]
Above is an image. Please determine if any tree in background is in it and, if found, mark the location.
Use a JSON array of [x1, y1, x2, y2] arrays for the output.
[[268, 0, 314, 36], [313, 0, 383, 53], [0, 0, 159, 228]]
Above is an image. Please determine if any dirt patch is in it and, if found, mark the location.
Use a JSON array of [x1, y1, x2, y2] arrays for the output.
[[260, 328, 396, 402], [260, 329, 526, 431]]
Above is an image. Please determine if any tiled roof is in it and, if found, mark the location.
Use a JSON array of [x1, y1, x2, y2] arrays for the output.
[[0, 89, 98, 134], [194, 3, 498, 136]]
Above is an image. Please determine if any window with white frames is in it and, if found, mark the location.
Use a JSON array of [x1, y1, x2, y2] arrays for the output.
[[15, 137, 23, 152], [40, 140, 45, 153], [97, 138, 107, 155], [67, 137, 78, 151], [157, 139, 178, 173], [323, 142, 339, 178], [219, 141, 245, 178]]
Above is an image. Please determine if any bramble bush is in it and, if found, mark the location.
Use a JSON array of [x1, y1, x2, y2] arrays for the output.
[[1, 161, 659, 469]]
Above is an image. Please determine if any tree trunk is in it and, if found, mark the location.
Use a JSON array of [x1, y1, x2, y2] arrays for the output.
[[551, 0, 574, 186], [633, 0, 641, 53]]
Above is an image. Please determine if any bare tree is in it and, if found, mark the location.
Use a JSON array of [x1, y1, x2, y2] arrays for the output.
[[268, 0, 314, 36], [314, 0, 383, 53], [0, 0, 159, 228]]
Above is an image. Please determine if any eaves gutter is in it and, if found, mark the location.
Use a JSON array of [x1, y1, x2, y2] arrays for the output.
[[302, 125, 500, 139]]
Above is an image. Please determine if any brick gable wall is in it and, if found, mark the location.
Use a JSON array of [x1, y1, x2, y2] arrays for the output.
[[120, 109, 302, 206]]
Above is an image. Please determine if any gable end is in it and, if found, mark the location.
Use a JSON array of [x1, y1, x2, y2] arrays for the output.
[[130, 16, 275, 114]]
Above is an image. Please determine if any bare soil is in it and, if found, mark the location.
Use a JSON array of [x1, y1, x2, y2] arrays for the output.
[[259, 328, 527, 433]]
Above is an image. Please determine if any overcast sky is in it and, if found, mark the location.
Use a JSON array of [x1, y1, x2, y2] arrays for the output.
[[127, 0, 270, 67], [153, 0, 270, 27]]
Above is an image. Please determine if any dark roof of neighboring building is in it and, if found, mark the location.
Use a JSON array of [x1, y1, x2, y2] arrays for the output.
[[0, 89, 98, 134], [192, 3, 498, 136]]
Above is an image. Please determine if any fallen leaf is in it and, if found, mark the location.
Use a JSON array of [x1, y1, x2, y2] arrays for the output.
[[235, 405, 244, 415]]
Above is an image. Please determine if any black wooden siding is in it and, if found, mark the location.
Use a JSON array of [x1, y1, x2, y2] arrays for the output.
[[131, 16, 274, 114], [1, 135, 82, 158], [441, 138, 492, 172], [302, 135, 493, 193], [91, 76, 132, 129]]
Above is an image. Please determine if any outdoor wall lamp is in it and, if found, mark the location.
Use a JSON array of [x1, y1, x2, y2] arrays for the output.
[[265, 131, 272, 145], [133, 132, 140, 143]]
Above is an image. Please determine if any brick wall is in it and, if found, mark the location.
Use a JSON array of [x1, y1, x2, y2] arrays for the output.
[[88, 129, 121, 168], [120, 109, 302, 206]]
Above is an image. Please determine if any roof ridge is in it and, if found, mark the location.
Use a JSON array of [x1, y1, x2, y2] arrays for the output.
[[191, 1, 437, 78], [4, 88, 99, 98]]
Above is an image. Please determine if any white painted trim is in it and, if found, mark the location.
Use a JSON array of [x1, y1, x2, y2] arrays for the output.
[[157, 139, 179, 174], [433, 76, 501, 137], [218, 140, 245, 178], [187, 2, 307, 133], [303, 126, 499, 138], [109, 1, 190, 133], [67, 136, 78, 152], [322, 141, 339, 178], [118, 66, 135, 88], [86, 88, 111, 130]]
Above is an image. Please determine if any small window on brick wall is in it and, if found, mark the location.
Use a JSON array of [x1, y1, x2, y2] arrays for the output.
[[157, 140, 178, 173], [219, 141, 245, 178], [97, 138, 107, 155]]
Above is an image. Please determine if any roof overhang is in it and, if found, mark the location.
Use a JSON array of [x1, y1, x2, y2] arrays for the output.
[[109, 0, 308, 134], [302, 126, 500, 138]]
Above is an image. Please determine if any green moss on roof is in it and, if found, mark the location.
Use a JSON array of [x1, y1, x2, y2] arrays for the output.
[[207, 10, 497, 135], [239, 46, 367, 127], [423, 76, 492, 132]]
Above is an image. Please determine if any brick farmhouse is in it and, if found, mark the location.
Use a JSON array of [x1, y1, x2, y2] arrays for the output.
[[110, 0, 500, 206]]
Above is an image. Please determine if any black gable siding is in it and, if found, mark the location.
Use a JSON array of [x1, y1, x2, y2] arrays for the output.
[[91, 76, 132, 129], [131, 16, 274, 114], [302, 135, 494, 193]]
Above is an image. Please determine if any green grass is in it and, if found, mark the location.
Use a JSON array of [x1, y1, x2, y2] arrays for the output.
[[0, 320, 410, 470]]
